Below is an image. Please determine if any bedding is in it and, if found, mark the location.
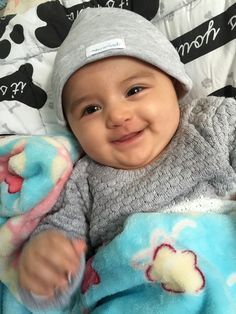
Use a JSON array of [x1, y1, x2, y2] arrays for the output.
[[10, 209, 236, 314], [153, 0, 236, 102], [0, 134, 79, 314], [0, 0, 236, 313], [0, 0, 47, 17], [0, 0, 6, 11], [0, 0, 235, 135], [75, 212, 236, 314], [1, 0, 48, 15]]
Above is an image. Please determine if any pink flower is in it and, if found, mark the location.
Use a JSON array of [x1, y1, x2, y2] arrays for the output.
[[81, 258, 100, 294]]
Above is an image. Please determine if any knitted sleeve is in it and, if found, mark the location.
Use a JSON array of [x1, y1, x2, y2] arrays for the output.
[[20, 159, 92, 310], [213, 97, 236, 172], [32, 158, 92, 242], [188, 96, 236, 170], [226, 99, 236, 172], [21, 173, 88, 310]]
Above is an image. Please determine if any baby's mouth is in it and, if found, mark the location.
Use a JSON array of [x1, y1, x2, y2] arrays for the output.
[[112, 130, 144, 144]]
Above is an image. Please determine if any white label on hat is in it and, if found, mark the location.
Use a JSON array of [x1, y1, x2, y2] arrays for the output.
[[86, 38, 126, 57]]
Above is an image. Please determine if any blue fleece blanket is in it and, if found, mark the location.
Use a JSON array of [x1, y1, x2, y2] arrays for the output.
[[75, 212, 236, 314], [0, 134, 79, 314], [6, 207, 236, 313]]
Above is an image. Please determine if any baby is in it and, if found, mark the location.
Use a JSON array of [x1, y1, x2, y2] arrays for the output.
[[18, 7, 236, 310]]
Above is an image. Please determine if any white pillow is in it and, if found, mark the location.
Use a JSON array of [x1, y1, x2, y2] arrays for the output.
[[152, 0, 236, 103]]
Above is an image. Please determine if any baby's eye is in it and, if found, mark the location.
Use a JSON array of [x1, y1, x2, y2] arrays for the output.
[[127, 86, 143, 97], [82, 105, 101, 116]]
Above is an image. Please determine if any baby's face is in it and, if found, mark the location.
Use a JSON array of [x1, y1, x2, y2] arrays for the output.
[[63, 57, 180, 169]]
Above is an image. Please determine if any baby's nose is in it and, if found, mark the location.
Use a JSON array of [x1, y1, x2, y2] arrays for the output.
[[106, 104, 132, 128]]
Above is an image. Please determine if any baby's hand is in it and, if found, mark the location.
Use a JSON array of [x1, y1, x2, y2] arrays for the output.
[[18, 230, 86, 298]]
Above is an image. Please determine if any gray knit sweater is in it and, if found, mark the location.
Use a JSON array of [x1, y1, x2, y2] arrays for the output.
[[35, 96, 236, 250]]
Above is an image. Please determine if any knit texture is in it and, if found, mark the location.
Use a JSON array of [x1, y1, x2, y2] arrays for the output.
[[35, 96, 236, 249]]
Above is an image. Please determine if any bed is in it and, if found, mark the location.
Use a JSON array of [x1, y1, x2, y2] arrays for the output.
[[0, 0, 235, 313]]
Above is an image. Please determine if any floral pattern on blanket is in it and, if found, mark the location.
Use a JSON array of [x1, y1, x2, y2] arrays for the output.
[[77, 213, 236, 314]]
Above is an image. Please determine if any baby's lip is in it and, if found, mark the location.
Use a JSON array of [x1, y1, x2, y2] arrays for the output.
[[111, 130, 144, 143]]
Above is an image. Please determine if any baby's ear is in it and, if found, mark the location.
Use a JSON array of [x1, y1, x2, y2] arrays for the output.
[[172, 77, 184, 99], [171, 77, 178, 88]]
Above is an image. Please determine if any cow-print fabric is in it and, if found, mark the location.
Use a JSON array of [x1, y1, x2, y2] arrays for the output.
[[0, 14, 15, 59], [0, 22, 24, 58], [0, 0, 235, 135], [0, 63, 47, 108], [35, 2, 72, 49]]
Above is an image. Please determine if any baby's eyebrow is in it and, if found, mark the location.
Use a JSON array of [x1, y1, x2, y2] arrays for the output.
[[69, 95, 92, 111], [123, 71, 155, 84]]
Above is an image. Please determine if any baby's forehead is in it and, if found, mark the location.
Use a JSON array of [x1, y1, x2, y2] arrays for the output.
[[64, 56, 164, 85]]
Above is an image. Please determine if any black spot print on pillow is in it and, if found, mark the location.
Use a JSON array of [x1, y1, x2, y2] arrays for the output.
[[0, 63, 47, 109], [0, 39, 11, 59], [0, 15, 15, 59], [96, 0, 159, 20], [210, 85, 236, 98], [132, 0, 160, 20], [35, 1, 72, 48], [10, 24, 24, 44], [0, 14, 15, 37], [0, 16, 25, 59], [65, 2, 99, 22]]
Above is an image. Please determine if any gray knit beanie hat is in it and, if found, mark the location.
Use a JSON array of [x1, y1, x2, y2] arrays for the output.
[[53, 7, 192, 125]]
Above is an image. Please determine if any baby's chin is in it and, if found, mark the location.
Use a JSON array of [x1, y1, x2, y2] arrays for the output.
[[93, 155, 159, 170]]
